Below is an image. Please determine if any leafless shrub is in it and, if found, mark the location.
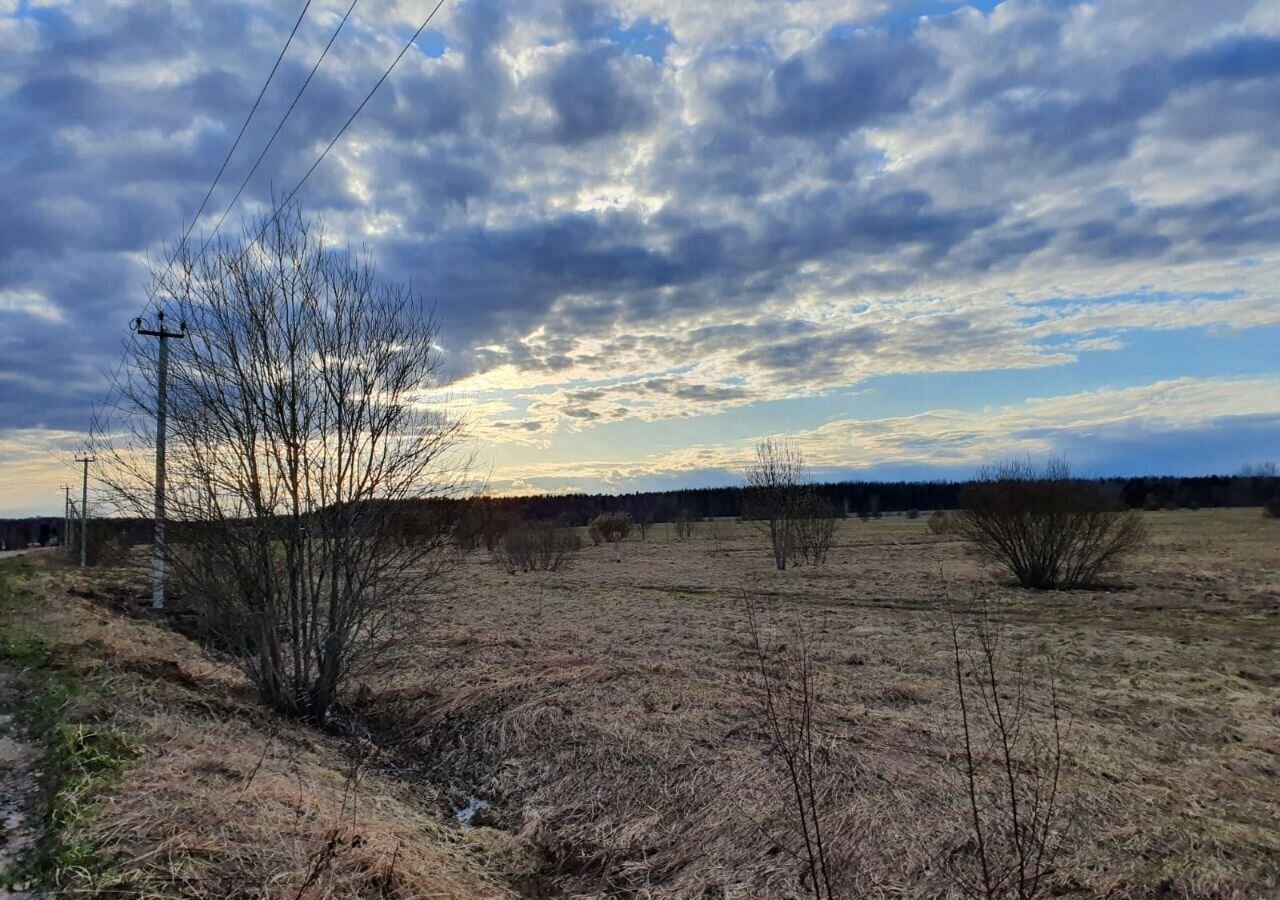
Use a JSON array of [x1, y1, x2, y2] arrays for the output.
[[744, 438, 809, 570], [483, 509, 518, 551], [857, 496, 882, 521], [450, 500, 487, 552], [588, 511, 633, 545], [448, 501, 519, 553], [495, 521, 581, 573], [928, 511, 960, 535], [744, 596, 838, 898], [91, 205, 469, 722], [946, 607, 1069, 900], [958, 458, 1146, 589], [68, 519, 134, 569], [672, 509, 696, 539], [632, 495, 657, 540], [789, 497, 836, 566], [1264, 497, 1280, 519]]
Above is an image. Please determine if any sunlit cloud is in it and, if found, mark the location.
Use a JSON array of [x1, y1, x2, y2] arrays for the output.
[[2, 0, 1278, 513], [486, 376, 1280, 493]]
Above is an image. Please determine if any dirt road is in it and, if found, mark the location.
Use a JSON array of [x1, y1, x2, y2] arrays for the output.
[[0, 555, 42, 897], [0, 548, 54, 561], [0, 669, 38, 897]]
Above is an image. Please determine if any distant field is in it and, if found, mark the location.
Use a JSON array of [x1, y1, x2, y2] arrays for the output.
[[364, 508, 1280, 897], [5, 509, 1277, 898]]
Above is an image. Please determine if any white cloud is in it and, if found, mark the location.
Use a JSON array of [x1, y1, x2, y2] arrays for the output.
[[0, 289, 64, 322], [487, 375, 1280, 489]]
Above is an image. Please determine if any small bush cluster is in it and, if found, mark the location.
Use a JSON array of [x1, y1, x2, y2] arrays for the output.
[[495, 521, 582, 573], [672, 510, 697, 539], [788, 499, 836, 566], [958, 458, 1147, 590], [451, 502, 516, 552], [588, 511, 633, 545], [1264, 497, 1280, 518], [926, 510, 958, 535]]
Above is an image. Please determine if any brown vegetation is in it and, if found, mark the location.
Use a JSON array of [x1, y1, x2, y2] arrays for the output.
[[1, 555, 520, 897], [744, 438, 810, 570], [588, 511, 633, 545], [744, 439, 836, 570], [494, 521, 582, 573], [4, 508, 1277, 898], [360, 509, 1277, 897], [928, 510, 960, 535], [947, 608, 1066, 899], [92, 207, 468, 722], [958, 458, 1147, 589], [788, 497, 836, 566]]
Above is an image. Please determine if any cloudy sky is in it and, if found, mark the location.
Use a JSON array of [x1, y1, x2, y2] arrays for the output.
[[2, 0, 1279, 515]]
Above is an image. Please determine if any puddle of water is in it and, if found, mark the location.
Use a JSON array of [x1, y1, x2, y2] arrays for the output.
[[453, 795, 491, 828]]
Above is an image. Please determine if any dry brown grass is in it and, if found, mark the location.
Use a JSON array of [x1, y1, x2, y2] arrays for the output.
[[8, 558, 523, 899], [358, 510, 1280, 898], [10, 508, 1280, 898]]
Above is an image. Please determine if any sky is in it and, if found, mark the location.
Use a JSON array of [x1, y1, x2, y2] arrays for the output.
[[1, 0, 1279, 516]]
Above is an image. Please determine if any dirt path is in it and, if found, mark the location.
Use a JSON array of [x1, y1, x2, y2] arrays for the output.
[[0, 549, 54, 562], [0, 669, 39, 898]]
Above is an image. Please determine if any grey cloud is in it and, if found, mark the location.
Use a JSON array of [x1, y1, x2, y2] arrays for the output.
[[707, 28, 937, 136], [1069, 220, 1172, 262], [2, 0, 1280, 444], [736, 325, 884, 379], [1173, 36, 1280, 84], [544, 44, 664, 144], [767, 30, 937, 135]]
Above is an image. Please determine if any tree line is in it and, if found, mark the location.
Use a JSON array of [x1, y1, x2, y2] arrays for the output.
[[8, 470, 1276, 551], [436, 470, 1280, 527]]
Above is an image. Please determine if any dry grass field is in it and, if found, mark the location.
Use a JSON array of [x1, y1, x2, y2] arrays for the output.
[[361, 508, 1280, 899], [3, 508, 1278, 898]]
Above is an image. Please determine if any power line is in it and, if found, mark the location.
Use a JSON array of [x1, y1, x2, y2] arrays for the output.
[[241, 0, 450, 258], [99, 0, 449, 448], [98, 3, 317, 438], [179, 0, 315, 259], [201, 0, 362, 256], [140, 0, 315, 321]]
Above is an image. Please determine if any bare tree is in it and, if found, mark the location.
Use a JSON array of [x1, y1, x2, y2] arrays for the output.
[[631, 494, 657, 541], [958, 458, 1146, 589], [946, 607, 1069, 899], [744, 595, 837, 899], [744, 439, 809, 571], [789, 496, 836, 567], [93, 206, 469, 722]]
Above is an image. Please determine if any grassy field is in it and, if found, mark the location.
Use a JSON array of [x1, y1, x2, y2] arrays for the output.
[[365, 509, 1280, 898], [3, 508, 1277, 898]]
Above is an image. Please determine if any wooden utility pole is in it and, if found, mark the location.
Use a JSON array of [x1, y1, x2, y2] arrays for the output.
[[62, 484, 72, 559], [133, 311, 186, 609], [74, 457, 95, 568]]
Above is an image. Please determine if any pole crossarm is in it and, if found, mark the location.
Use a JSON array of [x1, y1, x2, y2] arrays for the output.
[[133, 309, 187, 339]]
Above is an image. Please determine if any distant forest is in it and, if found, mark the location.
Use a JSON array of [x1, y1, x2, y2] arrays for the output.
[[5, 472, 1278, 549], [470, 472, 1280, 525]]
